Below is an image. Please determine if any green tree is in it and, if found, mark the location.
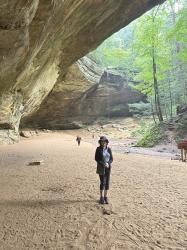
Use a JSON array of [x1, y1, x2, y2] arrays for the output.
[[133, 7, 171, 121], [89, 0, 187, 123]]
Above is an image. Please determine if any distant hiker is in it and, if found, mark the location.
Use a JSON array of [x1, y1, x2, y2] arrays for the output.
[[76, 136, 81, 146], [92, 134, 95, 139], [95, 136, 113, 204]]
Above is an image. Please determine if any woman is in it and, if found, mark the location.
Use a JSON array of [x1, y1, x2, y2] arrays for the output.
[[95, 136, 113, 204]]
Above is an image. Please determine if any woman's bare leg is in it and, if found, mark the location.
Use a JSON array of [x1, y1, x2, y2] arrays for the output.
[[104, 190, 108, 197], [100, 190, 104, 197]]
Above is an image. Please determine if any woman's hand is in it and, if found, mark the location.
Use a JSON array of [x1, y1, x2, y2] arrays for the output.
[[104, 163, 109, 168]]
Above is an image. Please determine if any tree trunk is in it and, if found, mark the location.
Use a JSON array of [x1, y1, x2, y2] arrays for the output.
[[152, 45, 163, 122], [150, 98, 157, 124], [168, 78, 173, 119], [164, 103, 168, 120]]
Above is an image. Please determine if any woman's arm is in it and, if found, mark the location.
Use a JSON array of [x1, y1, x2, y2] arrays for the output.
[[95, 147, 103, 165], [108, 148, 113, 164]]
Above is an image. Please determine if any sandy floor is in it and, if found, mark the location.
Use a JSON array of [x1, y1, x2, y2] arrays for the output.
[[0, 133, 187, 250]]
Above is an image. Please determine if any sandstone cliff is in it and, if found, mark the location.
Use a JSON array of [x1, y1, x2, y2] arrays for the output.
[[0, 0, 165, 143], [21, 57, 146, 129]]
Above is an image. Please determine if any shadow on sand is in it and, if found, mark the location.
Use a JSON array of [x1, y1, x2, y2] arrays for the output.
[[0, 199, 96, 208]]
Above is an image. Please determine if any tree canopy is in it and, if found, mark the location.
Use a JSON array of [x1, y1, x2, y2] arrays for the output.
[[89, 0, 187, 122]]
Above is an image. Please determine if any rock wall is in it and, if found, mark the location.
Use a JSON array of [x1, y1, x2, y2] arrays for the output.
[[0, 0, 165, 142], [21, 57, 146, 129]]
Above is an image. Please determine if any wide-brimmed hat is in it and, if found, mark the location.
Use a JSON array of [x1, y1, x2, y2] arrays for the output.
[[98, 136, 109, 144]]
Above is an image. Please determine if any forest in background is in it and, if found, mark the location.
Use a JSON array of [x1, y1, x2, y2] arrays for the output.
[[89, 0, 187, 125]]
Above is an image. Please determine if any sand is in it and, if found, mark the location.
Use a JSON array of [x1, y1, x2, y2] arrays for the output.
[[0, 132, 187, 250]]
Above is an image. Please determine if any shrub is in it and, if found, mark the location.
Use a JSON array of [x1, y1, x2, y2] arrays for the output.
[[132, 122, 165, 147], [128, 102, 151, 116]]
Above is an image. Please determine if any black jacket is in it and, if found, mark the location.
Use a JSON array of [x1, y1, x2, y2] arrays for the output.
[[95, 146, 113, 175]]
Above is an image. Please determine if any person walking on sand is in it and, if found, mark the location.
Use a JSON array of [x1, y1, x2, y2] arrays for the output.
[[95, 136, 113, 204], [76, 136, 81, 146]]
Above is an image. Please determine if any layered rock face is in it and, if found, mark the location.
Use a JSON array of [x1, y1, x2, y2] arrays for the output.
[[21, 57, 146, 129], [0, 0, 165, 143]]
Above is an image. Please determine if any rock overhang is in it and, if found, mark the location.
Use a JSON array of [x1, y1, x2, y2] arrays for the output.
[[0, 0, 166, 143]]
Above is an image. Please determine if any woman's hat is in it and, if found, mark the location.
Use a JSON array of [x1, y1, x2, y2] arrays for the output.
[[98, 136, 109, 144]]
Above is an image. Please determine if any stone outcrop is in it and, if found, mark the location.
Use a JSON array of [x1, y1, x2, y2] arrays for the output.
[[21, 57, 146, 129], [0, 0, 165, 143]]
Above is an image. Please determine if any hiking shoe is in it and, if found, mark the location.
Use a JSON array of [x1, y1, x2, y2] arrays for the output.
[[104, 196, 109, 204], [100, 197, 104, 204]]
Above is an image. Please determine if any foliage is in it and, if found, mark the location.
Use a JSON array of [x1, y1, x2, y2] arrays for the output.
[[131, 121, 153, 137], [89, 26, 134, 68], [132, 123, 165, 147], [90, 0, 187, 127], [128, 102, 152, 116]]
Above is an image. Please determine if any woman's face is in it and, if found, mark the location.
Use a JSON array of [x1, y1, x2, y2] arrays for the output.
[[100, 141, 107, 147]]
